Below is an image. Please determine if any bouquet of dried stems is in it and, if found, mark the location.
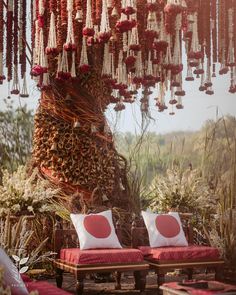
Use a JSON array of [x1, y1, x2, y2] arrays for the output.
[[146, 166, 217, 215], [0, 213, 55, 271], [0, 166, 61, 216]]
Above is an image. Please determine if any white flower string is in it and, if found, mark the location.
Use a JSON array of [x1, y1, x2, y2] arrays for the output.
[[71, 52, 76, 77], [102, 43, 111, 76], [61, 50, 69, 73], [46, 12, 57, 52], [11, 65, 20, 94], [85, 0, 93, 29], [146, 51, 153, 76], [20, 73, 29, 97], [135, 51, 143, 78], [65, 0, 75, 48], [79, 36, 89, 67], [100, 0, 110, 34], [173, 13, 182, 66]]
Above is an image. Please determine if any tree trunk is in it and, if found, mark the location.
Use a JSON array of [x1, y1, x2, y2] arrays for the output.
[[32, 74, 130, 211]]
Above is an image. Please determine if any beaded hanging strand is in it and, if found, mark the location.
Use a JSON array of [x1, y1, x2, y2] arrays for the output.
[[211, 0, 217, 64], [46, 0, 58, 54], [64, 0, 76, 51], [83, 0, 95, 37], [20, 0, 27, 80], [79, 36, 90, 73], [0, 0, 5, 83], [11, 0, 20, 95], [98, 0, 111, 43], [6, 0, 13, 82], [61, 0, 67, 25], [31, 0, 48, 78]]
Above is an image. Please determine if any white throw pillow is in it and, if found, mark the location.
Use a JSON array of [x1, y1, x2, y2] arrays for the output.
[[70, 210, 122, 250], [0, 247, 29, 295], [141, 211, 188, 247]]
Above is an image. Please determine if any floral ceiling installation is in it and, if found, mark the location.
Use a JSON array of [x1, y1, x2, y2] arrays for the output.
[[0, 0, 235, 116]]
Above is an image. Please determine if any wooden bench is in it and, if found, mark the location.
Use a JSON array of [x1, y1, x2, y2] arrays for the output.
[[53, 218, 149, 295], [131, 213, 224, 293]]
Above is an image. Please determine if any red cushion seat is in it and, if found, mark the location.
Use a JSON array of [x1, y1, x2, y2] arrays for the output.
[[138, 245, 220, 261], [60, 248, 144, 265], [26, 281, 70, 295], [21, 274, 32, 282]]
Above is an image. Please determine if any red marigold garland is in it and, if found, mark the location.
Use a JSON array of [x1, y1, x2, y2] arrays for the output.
[[11, 0, 20, 95], [6, 0, 13, 82], [19, 0, 27, 80], [0, 0, 5, 83]]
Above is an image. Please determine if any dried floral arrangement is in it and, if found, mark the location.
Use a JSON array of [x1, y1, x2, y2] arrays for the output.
[[0, 166, 60, 216], [0, 214, 56, 274], [146, 167, 217, 215]]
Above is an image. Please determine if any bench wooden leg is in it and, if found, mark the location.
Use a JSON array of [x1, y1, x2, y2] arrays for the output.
[[55, 268, 63, 288], [215, 266, 223, 281], [76, 273, 85, 295], [187, 268, 193, 280], [157, 273, 165, 295], [134, 270, 147, 294], [115, 271, 122, 290]]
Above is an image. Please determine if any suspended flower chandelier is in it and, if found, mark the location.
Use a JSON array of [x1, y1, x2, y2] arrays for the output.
[[0, 0, 235, 116]]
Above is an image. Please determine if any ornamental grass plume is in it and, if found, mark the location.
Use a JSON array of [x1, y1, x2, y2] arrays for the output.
[[0, 166, 61, 216], [145, 165, 217, 215], [0, 213, 55, 270]]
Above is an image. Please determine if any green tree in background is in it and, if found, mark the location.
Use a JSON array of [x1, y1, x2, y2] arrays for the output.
[[0, 100, 34, 176]]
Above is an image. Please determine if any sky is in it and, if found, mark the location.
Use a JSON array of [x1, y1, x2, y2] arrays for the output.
[[0, 66, 235, 134]]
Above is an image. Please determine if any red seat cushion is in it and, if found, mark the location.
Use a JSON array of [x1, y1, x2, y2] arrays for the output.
[[26, 281, 70, 295], [138, 245, 220, 261], [60, 248, 144, 265], [21, 274, 32, 282]]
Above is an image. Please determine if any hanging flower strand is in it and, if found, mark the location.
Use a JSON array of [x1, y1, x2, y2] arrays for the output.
[[11, 0, 20, 95], [46, 0, 58, 54], [0, 0, 235, 116], [98, 0, 111, 43], [0, 0, 5, 83], [64, 0, 76, 51], [31, 0, 48, 77], [83, 0, 95, 37], [6, 0, 13, 82]]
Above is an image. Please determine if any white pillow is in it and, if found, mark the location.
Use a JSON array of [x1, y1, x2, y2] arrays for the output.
[[0, 247, 29, 295], [70, 210, 122, 250], [141, 211, 188, 247]]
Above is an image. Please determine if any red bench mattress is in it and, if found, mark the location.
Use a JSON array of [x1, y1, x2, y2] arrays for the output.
[[60, 248, 144, 265], [138, 245, 220, 261]]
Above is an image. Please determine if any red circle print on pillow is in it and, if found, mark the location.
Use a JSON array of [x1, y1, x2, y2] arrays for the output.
[[155, 215, 180, 238], [84, 215, 112, 239]]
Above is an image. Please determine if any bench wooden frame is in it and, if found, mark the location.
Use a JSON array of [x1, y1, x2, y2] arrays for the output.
[[53, 220, 149, 295], [131, 213, 225, 293]]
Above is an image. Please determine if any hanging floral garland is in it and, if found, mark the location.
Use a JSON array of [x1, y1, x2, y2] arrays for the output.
[[0, 0, 235, 111], [0, 0, 5, 84]]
